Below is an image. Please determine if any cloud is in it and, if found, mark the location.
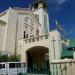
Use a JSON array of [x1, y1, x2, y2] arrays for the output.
[[56, 0, 68, 5], [48, 0, 69, 12], [48, 0, 68, 5]]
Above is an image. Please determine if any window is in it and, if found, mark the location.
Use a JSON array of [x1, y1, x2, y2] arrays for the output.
[[36, 28, 39, 36], [0, 64, 5, 69], [34, 3, 38, 9], [27, 34, 28, 38], [24, 31, 28, 39], [35, 14, 39, 22], [9, 63, 15, 68], [30, 35, 34, 37], [24, 31, 26, 38], [44, 15, 48, 34], [15, 63, 21, 68]]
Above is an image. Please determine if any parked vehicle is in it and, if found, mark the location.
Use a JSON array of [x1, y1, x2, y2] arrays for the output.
[[0, 62, 26, 75]]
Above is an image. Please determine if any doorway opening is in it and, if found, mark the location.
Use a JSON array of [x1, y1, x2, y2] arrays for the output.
[[26, 46, 50, 74]]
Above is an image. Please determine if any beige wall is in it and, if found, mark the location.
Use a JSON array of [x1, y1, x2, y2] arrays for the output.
[[18, 30, 62, 63], [0, 7, 43, 54], [49, 30, 62, 61], [51, 59, 75, 75], [0, 22, 6, 51], [33, 7, 49, 35], [0, 10, 9, 51], [5, 8, 18, 54]]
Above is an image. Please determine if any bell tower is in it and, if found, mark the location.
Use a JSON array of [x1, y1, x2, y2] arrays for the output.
[[30, 0, 49, 35]]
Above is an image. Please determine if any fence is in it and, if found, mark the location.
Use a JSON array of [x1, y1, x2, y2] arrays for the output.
[[0, 59, 75, 75], [50, 59, 75, 75], [17, 63, 50, 75], [18, 59, 75, 75]]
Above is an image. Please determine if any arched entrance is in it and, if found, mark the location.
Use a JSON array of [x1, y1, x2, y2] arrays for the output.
[[26, 46, 50, 74]]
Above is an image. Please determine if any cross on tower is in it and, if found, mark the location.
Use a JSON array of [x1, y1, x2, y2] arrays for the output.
[[51, 36, 56, 59]]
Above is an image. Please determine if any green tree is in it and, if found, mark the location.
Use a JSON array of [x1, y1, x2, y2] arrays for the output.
[[8, 55, 20, 62], [0, 54, 20, 62]]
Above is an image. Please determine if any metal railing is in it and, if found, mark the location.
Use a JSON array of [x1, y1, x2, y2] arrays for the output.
[[1, 59, 75, 75], [16, 62, 50, 75]]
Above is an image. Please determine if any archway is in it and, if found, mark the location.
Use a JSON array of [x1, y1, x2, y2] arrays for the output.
[[26, 46, 49, 73]]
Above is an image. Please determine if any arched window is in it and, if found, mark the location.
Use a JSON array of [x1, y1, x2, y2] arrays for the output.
[[23, 16, 34, 38], [23, 17, 29, 38]]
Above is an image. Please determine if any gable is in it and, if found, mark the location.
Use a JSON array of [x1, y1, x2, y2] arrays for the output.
[[0, 9, 9, 23], [0, 20, 6, 25], [12, 7, 41, 27], [12, 7, 42, 37], [22, 12, 41, 37]]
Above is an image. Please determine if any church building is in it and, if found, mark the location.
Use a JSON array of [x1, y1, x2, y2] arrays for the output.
[[0, 0, 74, 72]]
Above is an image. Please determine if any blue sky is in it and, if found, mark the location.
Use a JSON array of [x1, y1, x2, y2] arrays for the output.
[[0, 0, 75, 39]]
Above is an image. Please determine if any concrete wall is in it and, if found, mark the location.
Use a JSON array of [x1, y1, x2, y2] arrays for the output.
[[0, 22, 6, 51], [18, 30, 62, 63], [18, 36, 50, 62], [49, 30, 62, 61], [0, 10, 9, 51], [0, 7, 43, 54], [5, 8, 18, 54], [33, 7, 49, 35], [51, 59, 75, 75]]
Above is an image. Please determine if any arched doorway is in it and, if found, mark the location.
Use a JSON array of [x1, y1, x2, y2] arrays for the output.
[[26, 46, 50, 74]]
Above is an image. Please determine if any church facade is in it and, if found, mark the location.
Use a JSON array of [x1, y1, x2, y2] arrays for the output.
[[0, 0, 72, 67], [0, 0, 49, 54]]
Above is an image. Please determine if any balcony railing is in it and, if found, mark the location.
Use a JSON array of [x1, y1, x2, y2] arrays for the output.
[[24, 34, 49, 43]]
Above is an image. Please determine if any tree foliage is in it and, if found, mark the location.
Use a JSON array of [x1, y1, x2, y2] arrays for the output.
[[0, 54, 20, 62], [0, 54, 8, 62]]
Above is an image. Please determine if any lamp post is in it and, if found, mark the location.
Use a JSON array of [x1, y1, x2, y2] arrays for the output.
[[19, 44, 22, 56]]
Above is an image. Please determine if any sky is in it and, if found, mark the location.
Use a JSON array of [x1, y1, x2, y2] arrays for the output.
[[0, 0, 75, 39]]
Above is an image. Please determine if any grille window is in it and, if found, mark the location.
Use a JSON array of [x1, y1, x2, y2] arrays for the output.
[[9, 63, 15, 68], [15, 63, 21, 68], [0, 64, 5, 69]]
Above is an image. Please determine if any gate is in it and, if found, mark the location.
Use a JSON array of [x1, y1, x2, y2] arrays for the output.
[[27, 63, 50, 75], [17, 63, 50, 75], [17, 59, 75, 75]]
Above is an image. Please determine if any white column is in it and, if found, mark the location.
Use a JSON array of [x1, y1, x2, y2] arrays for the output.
[[74, 52, 75, 59], [20, 40, 27, 63], [21, 41, 27, 63], [21, 52, 27, 62], [49, 30, 62, 61]]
